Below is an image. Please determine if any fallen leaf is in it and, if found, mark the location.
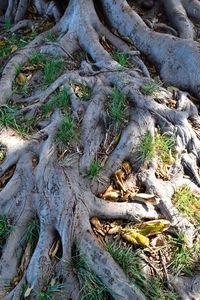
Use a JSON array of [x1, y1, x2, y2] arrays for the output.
[[121, 161, 131, 174], [150, 237, 165, 248], [24, 284, 34, 298], [135, 219, 171, 236], [90, 217, 102, 230], [0, 40, 6, 45], [11, 45, 18, 53], [49, 238, 61, 258], [134, 193, 158, 205], [108, 226, 121, 234], [121, 229, 150, 247], [115, 169, 126, 191], [20, 242, 31, 272], [16, 73, 27, 85], [102, 185, 121, 201]]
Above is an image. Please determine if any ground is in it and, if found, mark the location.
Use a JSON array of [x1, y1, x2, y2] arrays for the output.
[[0, 0, 200, 299]]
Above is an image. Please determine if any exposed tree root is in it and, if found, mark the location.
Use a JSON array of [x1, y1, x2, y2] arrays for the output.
[[0, 0, 200, 299]]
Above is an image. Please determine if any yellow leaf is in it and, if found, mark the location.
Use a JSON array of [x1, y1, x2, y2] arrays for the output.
[[16, 73, 26, 85], [102, 185, 121, 201], [0, 40, 6, 45], [24, 285, 34, 298], [121, 161, 131, 174], [121, 229, 149, 247], [135, 219, 171, 236], [11, 45, 18, 53]]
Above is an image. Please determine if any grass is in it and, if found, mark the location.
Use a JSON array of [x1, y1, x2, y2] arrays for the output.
[[86, 160, 101, 179], [112, 50, 133, 67], [137, 130, 175, 163], [20, 215, 40, 251], [42, 86, 71, 114], [55, 112, 78, 145], [43, 57, 65, 86], [108, 87, 128, 130], [0, 104, 37, 136], [106, 238, 178, 300], [44, 32, 57, 42], [36, 275, 64, 300], [4, 18, 11, 30], [168, 233, 195, 276], [0, 214, 12, 250], [0, 31, 38, 57], [141, 81, 162, 96], [137, 131, 155, 162], [80, 83, 91, 101], [69, 242, 111, 299], [172, 185, 200, 228]]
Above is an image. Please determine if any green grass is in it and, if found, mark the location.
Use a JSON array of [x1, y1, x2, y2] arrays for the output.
[[29, 51, 47, 65], [0, 104, 37, 136], [155, 132, 175, 164], [44, 32, 57, 42], [20, 215, 40, 251], [55, 113, 78, 145], [137, 131, 175, 163], [113, 50, 133, 67], [108, 87, 128, 130], [141, 81, 162, 96], [172, 185, 200, 228], [36, 275, 64, 300], [168, 233, 195, 276], [86, 160, 101, 179], [137, 131, 155, 162], [42, 86, 71, 114], [106, 238, 179, 300], [0, 31, 38, 57], [4, 18, 11, 30], [69, 242, 111, 300], [43, 57, 65, 86], [0, 214, 12, 249], [80, 83, 91, 101]]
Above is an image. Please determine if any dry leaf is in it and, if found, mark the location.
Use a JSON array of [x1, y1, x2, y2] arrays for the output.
[[90, 217, 102, 229], [49, 238, 61, 258], [135, 219, 171, 236], [150, 237, 165, 248], [134, 193, 158, 205], [16, 73, 27, 85], [11, 45, 18, 53], [115, 169, 126, 191], [24, 284, 34, 297], [108, 226, 121, 234], [102, 185, 121, 201], [121, 161, 131, 174], [0, 40, 6, 45], [20, 242, 31, 273], [121, 229, 149, 247]]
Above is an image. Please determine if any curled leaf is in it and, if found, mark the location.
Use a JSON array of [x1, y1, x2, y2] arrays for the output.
[[121, 161, 131, 174], [134, 193, 158, 205], [108, 226, 121, 234], [121, 229, 149, 247], [20, 242, 31, 273], [135, 219, 171, 236], [49, 238, 61, 258], [115, 169, 126, 191], [16, 73, 26, 85], [102, 185, 121, 201]]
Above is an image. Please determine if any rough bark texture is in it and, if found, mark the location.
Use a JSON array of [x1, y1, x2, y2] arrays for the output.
[[0, 0, 200, 299]]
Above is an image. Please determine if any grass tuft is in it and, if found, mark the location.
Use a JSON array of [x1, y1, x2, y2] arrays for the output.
[[55, 113, 78, 145], [172, 185, 200, 228], [137, 131, 155, 162], [20, 215, 40, 250], [0, 214, 12, 250], [69, 242, 111, 299], [86, 160, 101, 179], [141, 81, 162, 96], [108, 87, 128, 130]]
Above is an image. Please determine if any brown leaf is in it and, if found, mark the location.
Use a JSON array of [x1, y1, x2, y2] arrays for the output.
[[20, 242, 31, 273], [108, 226, 121, 234], [90, 217, 102, 230], [115, 169, 126, 191], [121, 161, 131, 174], [16, 73, 27, 85], [49, 238, 61, 258], [102, 185, 121, 201], [11, 45, 18, 53]]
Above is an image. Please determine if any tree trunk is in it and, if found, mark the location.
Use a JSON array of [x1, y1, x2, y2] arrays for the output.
[[0, 0, 200, 299]]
